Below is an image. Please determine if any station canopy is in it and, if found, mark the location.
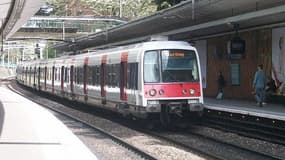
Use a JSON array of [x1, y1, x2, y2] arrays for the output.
[[53, 0, 285, 51], [0, 0, 44, 40]]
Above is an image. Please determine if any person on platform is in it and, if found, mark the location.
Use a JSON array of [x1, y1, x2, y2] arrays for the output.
[[216, 71, 225, 99], [253, 64, 266, 107]]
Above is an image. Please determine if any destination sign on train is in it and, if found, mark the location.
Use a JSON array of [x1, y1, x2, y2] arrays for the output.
[[168, 52, 185, 57]]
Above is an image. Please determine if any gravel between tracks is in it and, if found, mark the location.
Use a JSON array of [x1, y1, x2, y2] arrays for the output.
[[189, 125, 285, 158]]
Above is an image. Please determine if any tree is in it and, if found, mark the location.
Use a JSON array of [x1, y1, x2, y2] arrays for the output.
[[83, 0, 157, 19], [47, 0, 157, 20], [47, 0, 96, 16], [153, 0, 185, 10], [42, 41, 57, 59]]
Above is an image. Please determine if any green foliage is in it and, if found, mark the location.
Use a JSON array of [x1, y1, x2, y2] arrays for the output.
[[47, 0, 157, 20], [47, 0, 70, 16], [153, 0, 184, 10], [42, 41, 57, 59]]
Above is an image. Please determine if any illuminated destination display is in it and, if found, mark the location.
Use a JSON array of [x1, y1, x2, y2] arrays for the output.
[[169, 52, 185, 57]]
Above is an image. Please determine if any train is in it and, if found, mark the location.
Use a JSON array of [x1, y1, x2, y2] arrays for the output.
[[16, 41, 204, 125]]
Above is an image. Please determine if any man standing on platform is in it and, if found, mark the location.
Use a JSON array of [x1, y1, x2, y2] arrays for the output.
[[253, 64, 266, 107]]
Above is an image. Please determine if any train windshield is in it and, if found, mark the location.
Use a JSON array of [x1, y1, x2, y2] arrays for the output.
[[144, 49, 199, 83], [161, 50, 199, 82]]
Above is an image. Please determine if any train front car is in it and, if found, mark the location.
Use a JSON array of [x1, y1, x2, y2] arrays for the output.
[[141, 41, 204, 126]]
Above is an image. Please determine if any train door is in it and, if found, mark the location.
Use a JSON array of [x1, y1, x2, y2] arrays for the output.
[[52, 66, 55, 93], [38, 67, 41, 90], [44, 67, 47, 91], [25, 67, 28, 85], [33, 67, 36, 88], [70, 65, 74, 95], [83, 57, 89, 100], [120, 62, 127, 101], [29, 67, 32, 86], [61, 66, 64, 93], [101, 55, 107, 104], [120, 53, 128, 101]]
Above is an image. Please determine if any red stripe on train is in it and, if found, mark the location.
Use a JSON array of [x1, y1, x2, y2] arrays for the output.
[[120, 52, 128, 101], [144, 83, 201, 98]]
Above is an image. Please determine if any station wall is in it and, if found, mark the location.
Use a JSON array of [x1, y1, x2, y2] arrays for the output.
[[201, 29, 272, 99]]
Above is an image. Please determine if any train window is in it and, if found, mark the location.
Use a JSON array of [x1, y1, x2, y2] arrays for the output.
[[115, 64, 120, 87], [133, 63, 138, 89], [55, 68, 57, 80], [46, 68, 48, 80], [76, 67, 79, 84], [127, 64, 131, 89], [64, 67, 68, 82], [127, 63, 138, 90], [51, 68, 53, 81], [34, 67, 36, 84], [111, 64, 116, 87], [83, 64, 88, 86], [106, 65, 111, 86], [96, 66, 101, 85], [70, 65, 74, 84], [48, 68, 50, 80], [78, 67, 84, 84], [91, 66, 96, 85], [59, 67, 62, 81], [74, 67, 77, 84], [144, 51, 159, 83], [88, 66, 93, 85]]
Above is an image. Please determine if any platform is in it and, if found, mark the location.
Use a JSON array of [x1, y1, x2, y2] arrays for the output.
[[0, 86, 97, 160], [205, 97, 285, 121]]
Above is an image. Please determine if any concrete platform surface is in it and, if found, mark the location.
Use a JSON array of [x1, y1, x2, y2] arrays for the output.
[[0, 67, 15, 79], [205, 97, 285, 121], [0, 86, 97, 160]]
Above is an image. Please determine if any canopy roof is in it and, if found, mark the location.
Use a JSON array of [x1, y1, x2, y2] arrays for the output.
[[0, 0, 44, 40], [53, 0, 285, 51]]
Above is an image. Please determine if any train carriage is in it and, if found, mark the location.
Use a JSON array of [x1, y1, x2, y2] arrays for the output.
[[16, 41, 204, 125]]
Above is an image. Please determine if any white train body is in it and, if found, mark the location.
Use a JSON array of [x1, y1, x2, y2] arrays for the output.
[[16, 41, 204, 120]]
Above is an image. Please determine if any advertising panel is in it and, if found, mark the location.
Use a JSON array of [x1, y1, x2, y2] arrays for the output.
[[272, 27, 285, 95]]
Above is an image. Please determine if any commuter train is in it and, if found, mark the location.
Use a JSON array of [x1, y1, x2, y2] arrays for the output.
[[16, 41, 204, 125]]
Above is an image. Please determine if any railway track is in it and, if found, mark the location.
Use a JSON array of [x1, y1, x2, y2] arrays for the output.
[[202, 109, 285, 146], [8, 79, 285, 160], [130, 126, 284, 160]]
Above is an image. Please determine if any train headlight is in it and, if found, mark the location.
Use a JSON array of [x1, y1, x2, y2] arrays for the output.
[[149, 89, 157, 96], [189, 89, 196, 95], [182, 89, 187, 95], [159, 89, 164, 95]]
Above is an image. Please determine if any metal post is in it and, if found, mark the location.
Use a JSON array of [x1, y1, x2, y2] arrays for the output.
[[22, 48, 24, 61], [46, 45, 49, 59], [105, 24, 108, 41], [192, 0, 195, 20], [2, 53, 4, 66], [119, 0, 122, 18], [62, 20, 65, 40], [7, 43, 10, 66]]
